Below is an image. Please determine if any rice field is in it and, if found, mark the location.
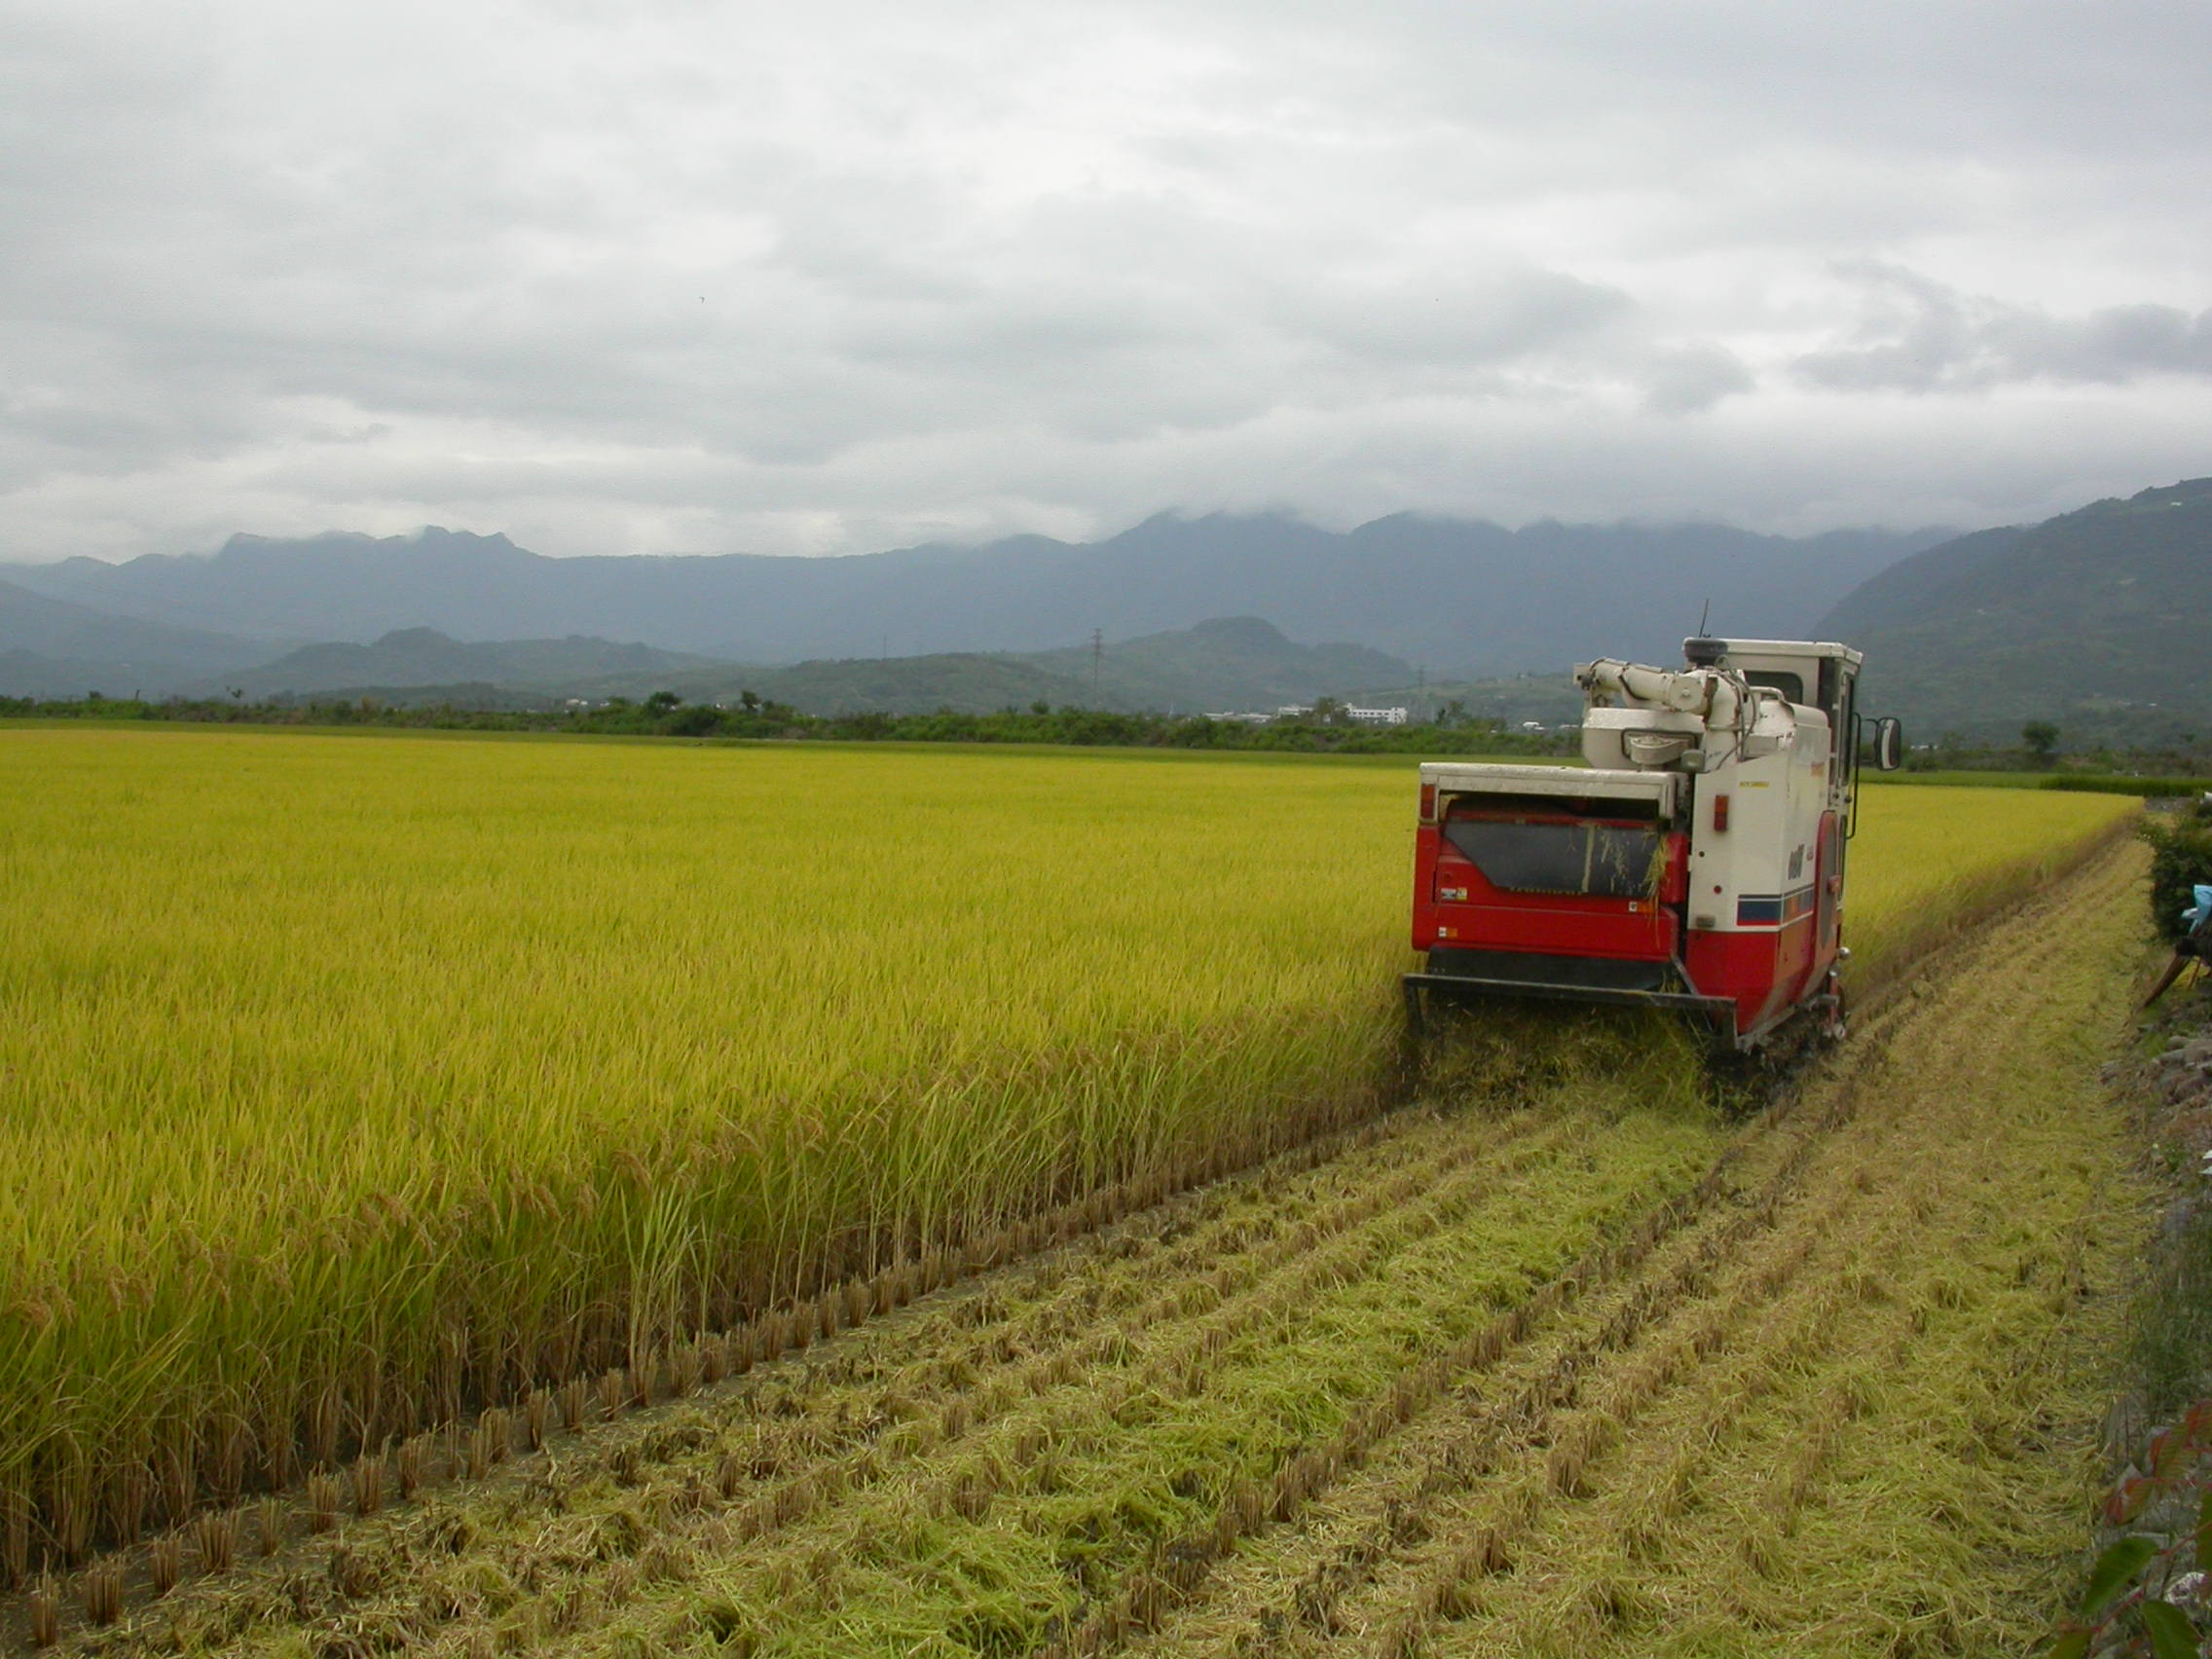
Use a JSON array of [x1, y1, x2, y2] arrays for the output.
[[19, 827, 2150, 1659], [0, 726, 2139, 1626]]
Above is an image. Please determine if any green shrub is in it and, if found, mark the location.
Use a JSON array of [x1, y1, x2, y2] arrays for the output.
[[2142, 805, 2212, 943]]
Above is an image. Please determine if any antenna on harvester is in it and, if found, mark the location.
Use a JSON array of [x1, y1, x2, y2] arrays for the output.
[[1696, 598, 1712, 637]]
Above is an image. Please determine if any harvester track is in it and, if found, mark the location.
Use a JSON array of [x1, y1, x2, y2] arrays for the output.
[[23, 837, 2145, 1659]]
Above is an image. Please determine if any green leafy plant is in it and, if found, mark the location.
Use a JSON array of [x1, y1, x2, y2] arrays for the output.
[[2050, 1402, 2212, 1656], [2142, 805, 2212, 944]]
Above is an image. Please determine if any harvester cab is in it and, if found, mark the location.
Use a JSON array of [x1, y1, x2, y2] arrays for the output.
[[1406, 637, 1902, 1056]]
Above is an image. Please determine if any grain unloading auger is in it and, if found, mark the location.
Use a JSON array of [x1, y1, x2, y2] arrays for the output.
[[1405, 637, 1903, 1058]]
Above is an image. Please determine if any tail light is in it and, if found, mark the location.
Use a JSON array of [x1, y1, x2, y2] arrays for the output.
[[1713, 793, 1730, 831], [1419, 783, 1436, 824]]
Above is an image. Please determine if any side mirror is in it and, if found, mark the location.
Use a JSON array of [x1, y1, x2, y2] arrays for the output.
[[1873, 716, 1903, 771]]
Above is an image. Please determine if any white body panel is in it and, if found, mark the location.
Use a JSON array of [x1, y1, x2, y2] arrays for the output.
[[1418, 762, 1680, 814]]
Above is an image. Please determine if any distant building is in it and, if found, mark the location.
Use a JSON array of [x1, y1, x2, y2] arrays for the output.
[[1346, 706, 1410, 726]]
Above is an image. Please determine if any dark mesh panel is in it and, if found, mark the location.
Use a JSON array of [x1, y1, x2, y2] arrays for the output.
[[1442, 819, 1660, 899]]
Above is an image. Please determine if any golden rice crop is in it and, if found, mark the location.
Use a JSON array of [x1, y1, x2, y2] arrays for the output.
[[1844, 781, 2135, 983], [0, 729, 2132, 1575]]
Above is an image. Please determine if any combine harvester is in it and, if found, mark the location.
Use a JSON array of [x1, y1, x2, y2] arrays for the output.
[[1407, 636, 1901, 1060]]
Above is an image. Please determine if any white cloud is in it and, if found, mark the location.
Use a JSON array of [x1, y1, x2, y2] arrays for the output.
[[1, 0, 2208, 560]]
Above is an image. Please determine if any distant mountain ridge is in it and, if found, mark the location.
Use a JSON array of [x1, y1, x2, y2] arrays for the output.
[[0, 575, 281, 697], [0, 512, 1947, 681], [8, 489, 2207, 746], [1818, 476, 2212, 744]]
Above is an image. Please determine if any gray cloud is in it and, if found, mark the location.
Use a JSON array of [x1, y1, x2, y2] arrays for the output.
[[1, 0, 2209, 561], [1641, 345, 1756, 416], [1795, 265, 2212, 392]]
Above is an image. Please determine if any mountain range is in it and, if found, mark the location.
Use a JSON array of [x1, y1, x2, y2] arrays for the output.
[[0, 512, 1941, 683], [2, 484, 2205, 745], [1818, 477, 2212, 745]]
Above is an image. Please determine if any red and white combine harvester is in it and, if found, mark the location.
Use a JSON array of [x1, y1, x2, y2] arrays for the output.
[[1407, 637, 1902, 1057]]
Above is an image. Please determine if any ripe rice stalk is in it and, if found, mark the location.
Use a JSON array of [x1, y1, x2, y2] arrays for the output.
[[208, 1415, 248, 1503], [307, 1389, 342, 1472], [48, 1448, 93, 1566], [1, 1487, 25, 1591], [104, 1456, 149, 1556], [0, 733, 2132, 1567]]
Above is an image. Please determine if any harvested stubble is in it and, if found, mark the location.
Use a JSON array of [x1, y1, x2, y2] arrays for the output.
[[0, 726, 2132, 1604], [492, 1091, 1717, 1655], [1171, 831, 2149, 1659], [1409, 848, 2148, 1659], [1136, 1050, 1873, 1657]]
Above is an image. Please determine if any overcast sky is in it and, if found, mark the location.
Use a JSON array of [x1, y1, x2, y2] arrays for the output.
[[4, 0, 2209, 561]]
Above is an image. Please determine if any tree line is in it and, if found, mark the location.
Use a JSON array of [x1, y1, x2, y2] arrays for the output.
[[0, 690, 1576, 757]]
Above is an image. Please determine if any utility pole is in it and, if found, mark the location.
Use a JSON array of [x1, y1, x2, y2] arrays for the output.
[[1416, 664, 1425, 723], [1090, 628, 1103, 705]]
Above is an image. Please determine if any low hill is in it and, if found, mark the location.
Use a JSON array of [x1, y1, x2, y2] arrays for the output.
[[0, 577, 276, 696], [745, 654, 1095, 716], [730, 617, 1413, 716], [1820, 478, 2212, 745], [1026, 616, 1411, 713], [215, 617, 1414, 718], [224, 628, 728, 699]]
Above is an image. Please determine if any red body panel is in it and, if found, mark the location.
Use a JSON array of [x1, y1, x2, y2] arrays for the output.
[[1413, 809, 1844, 1041], [1411, 822, 1687, 961], [1683, 921, 1813, 1036]]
